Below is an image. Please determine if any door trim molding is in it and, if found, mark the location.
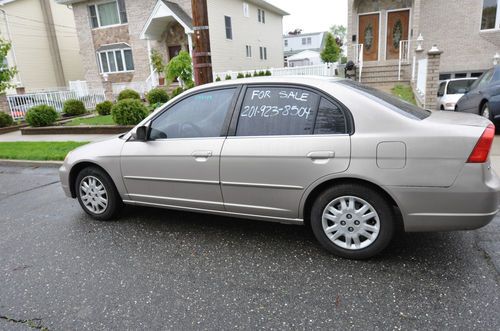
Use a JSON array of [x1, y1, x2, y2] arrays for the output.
[[384, 8, 412, 61], [357, 11, 382, 62], [221, 181, 304, 190], [124, 175, 219, 185]]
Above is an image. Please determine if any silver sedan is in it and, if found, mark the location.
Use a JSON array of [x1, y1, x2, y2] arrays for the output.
[[59, 77, 500, 259]]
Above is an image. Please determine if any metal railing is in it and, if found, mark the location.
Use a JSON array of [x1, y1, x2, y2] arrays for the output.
[[8, 89, 105, 120], [349, 44, 364, 82], [213, 63, 338, 81], [398, 40, 410, 81]]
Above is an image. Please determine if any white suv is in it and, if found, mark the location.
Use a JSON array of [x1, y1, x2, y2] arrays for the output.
[[437, 78, 477, 111]]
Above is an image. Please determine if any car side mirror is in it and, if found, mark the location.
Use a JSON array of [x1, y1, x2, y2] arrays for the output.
[[131, 126, 148, 142], [437, 91, 444, 97]]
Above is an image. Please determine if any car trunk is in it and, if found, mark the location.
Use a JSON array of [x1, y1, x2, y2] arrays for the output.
[[424, 111, 491, 127]]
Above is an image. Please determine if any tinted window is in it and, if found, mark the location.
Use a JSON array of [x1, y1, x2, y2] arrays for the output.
[[447, 79, 476, 94], [314, 98, 347, 134], [471, 69, 494, 90], [150, 88, 236, 139], [236, 87, 320, 136], [338, 80, 431, 119], [438, 82, 446, 96]]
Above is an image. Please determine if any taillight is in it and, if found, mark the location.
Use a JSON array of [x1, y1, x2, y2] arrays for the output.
[[467, 124, 496, 163]]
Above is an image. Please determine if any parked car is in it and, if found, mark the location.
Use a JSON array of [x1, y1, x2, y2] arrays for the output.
[[437, 78, 476, 111], [456, 67, 500, 121], [60, 77, 500, 259]]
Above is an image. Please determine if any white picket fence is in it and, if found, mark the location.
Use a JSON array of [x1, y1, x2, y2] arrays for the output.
[[415, 58, 428, 103], [213, 63, 338, 81], [8, 89, 106, 120]]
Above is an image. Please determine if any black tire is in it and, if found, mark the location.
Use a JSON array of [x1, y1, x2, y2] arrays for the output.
[[75, 166, 123, 221], [481, 102, 492, 121], [310, 184, 395, 259]]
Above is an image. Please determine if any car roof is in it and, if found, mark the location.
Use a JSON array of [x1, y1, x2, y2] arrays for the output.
[[442, 77, 477, 83]]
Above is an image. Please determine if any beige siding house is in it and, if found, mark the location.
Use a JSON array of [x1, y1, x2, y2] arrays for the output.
[[0, 0, 84, 93], [56, 0, 288, 90]]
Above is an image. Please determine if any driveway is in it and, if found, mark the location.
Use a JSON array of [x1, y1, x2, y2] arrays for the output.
[[0, 164, 499, 330]]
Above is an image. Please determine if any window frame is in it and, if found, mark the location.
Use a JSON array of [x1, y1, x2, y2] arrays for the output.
[[259, 46, 267, 60], [141, 85, 244, 142], [246, 45, 252, 58], [226, 83, 355, 138], [88, 0, 127, 29], [480, 0, 500, 31], [97, 46, 134, 74], [257, 8, 266, 23], [224, 16, 233, 40], [243, 2, 250, 17]]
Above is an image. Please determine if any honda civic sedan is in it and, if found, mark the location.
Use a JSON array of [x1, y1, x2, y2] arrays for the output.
[[60, 77, 500, 259]]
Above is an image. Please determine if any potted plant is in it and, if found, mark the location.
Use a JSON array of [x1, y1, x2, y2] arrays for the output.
[[150, 49, 166, 86]]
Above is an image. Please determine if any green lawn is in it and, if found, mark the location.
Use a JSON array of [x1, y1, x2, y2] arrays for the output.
[[0, 142, 89, 161], [391, 84, 417, 105], [64, 115, 114, 126]]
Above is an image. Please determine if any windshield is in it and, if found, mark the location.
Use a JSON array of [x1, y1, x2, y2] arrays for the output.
[[447, 79, 476, 94], [337, 80, 431, 120]]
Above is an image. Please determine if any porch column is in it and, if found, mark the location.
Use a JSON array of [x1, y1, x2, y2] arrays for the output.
[[187, 33, 194, 57], [425, 45, 443, 110], [147, 39, 154, 77]]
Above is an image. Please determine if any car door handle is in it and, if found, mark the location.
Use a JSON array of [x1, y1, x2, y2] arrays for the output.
[[192, 151, 213, 159], [307, 151, 335, 159]]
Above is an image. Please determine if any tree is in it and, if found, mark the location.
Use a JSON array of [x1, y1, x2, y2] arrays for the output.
[[330, 24, 347, 46], [0, 38, 17, 94], [288, 28, 302, 35], [321, 32, 340, 64], [165, 51, 194, 88]]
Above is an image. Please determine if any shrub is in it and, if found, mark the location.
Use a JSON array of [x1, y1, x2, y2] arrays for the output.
[[184, 80, 195, 90], [258, 70, 266, 76], [237, 73, 244, 79], [245, 72, 252, 78], [171, 87, 184, 98], [0, 112, 13, 128], [147, 102, 163, 113], [165, 51, 194, 88], [117, 89, 141, 101], [215, 76, 221, 82], [265, 70, 272, 76], [225, 74, 232, 80], [95, 100, 113, 116], [63, 99, 86, 116], [111, 99, 148, 125], [146, 88, 169, 105], [25, 105, 58, 127], [253, 71, 258, 77]]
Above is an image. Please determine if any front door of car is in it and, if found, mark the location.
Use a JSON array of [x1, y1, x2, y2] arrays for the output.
[[220, 85, 351, 219], [120, 87, 238, 211], [461, 69, 493, 112]]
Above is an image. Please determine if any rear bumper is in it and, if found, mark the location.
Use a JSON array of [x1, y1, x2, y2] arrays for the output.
[[386, 162, 500, 232]]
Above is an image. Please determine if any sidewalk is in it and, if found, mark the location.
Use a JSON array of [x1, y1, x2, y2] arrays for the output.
[[0, 130, 115, 142]]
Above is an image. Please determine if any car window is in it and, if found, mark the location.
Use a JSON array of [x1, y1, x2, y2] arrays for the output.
[[471, 69, 494, 90], [235, 87, 321, 136], [337, 80, 431, 119], [446, 79, 476, 94], [438, 82, 446, 96], [149, 88, 236, 139], [314, 98, 347, 134]]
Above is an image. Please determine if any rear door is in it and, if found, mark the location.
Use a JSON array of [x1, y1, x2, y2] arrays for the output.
[[220, 85, 352, 219]]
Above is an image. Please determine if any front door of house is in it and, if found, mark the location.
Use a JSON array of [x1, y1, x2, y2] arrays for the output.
[[386, 10, 410, 60], [358, 13, 379, 61], [168, 46, 182, 60]]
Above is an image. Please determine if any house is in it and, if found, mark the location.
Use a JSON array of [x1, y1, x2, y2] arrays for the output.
[[283, 31, 327, 66], [0, 0, 84, 93], [287, 49, 322, 67], [55, 0, 288, 91], [347, 0, 500, 89]]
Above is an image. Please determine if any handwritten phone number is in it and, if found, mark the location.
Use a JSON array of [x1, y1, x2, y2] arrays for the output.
[[241, 105, 312, 119]]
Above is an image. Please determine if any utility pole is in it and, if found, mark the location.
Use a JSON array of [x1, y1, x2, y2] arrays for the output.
[[191, 0, 213, 85]]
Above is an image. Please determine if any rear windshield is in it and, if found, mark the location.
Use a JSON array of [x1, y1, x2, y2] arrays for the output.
[[337, 80, 431, 120], [447, 79, 475, 94]]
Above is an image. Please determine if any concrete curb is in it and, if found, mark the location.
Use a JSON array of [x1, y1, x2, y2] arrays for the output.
[[0, 159, 63, 168]]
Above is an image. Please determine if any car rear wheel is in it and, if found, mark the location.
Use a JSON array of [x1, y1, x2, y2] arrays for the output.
[[75, 166, 123, 221], [310, 184, 395, 259], [481, 102, 491, 120]]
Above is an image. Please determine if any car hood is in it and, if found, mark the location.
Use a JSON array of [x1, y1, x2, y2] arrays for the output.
[[425, 110, 491, 127]]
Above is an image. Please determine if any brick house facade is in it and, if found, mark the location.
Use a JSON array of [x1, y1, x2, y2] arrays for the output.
[[348, 0, 500, 79], [56, 0, 288, 90]]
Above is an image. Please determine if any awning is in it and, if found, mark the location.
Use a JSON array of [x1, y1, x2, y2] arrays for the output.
[[140, 0, 193, 40]]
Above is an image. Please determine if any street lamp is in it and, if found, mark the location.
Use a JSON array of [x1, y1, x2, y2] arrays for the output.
[[416, 33, 424, 52]]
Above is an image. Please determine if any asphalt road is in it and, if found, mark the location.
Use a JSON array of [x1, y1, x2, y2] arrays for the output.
[[0, 165, 499, 330]]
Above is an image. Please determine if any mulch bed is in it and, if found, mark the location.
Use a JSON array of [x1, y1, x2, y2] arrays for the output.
[[21, 125, 133, 135]]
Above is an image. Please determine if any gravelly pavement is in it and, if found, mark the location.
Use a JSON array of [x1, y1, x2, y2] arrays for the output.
[[0, 165, 499, 330]]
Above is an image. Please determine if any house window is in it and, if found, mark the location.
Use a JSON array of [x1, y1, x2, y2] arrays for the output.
[[481, 0, 499, 30], [259, 46, 267, 60], [246, 45, 252, 58], [98, 47, 134, 73], [225, 16, 233, 40], [258, 9, 265, 23], [302, 37, 312, 45], [284, 39, 288, 47], [243, 2, 249, 17], [89, 0, 127, 28]]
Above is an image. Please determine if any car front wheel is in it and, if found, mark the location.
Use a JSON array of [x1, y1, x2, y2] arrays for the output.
[[310, 184, 395, 259], [481, 102, 492, 120], [75, 166, 123, 220]]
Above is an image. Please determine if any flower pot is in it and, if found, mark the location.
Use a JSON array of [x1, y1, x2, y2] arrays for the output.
[[158, 77, 165, 86]]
